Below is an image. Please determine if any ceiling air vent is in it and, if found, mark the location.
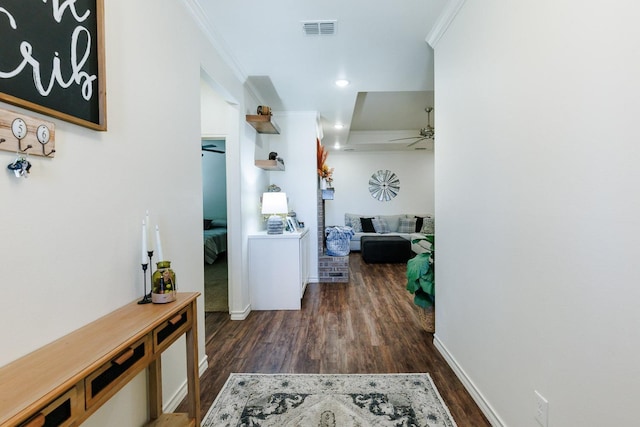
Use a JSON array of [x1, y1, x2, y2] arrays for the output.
[[302, 20, 336, 36]]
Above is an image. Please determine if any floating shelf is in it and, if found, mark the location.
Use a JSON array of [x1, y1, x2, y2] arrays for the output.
[[255, 159, 285, 171], [246, 115, 280, 134]]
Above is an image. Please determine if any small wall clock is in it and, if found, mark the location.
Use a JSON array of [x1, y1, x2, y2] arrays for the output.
[[369, 169, 400, 202]]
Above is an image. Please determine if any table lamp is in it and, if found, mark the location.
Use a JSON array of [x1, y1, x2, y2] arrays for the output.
[[261, 192, 288, 234]]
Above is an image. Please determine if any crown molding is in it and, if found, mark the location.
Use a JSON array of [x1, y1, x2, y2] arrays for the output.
[[426, 0, 467, 48], [181, 0, 247, 83]]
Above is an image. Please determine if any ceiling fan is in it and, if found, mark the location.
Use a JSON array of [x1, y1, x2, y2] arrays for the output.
[[390, 107, 435, 147], [201, 143, 225, 154]]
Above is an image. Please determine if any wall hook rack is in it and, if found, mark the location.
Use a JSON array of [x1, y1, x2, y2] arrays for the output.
[[0, 108, 56, 158]]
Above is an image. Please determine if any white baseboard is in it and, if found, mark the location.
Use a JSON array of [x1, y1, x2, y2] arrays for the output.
[[230, 304, 251, 320], [433, 334, 506, 426], [164, 355, 209, 413]]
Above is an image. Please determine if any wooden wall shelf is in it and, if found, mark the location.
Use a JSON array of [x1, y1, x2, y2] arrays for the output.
[[0, 293, 201, 427], [246, 115, 280, 134], [255, 159, 285, 171]]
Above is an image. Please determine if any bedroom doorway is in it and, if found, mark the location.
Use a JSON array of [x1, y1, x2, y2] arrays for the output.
[[202, 137, 228, 312], [201, 74, 230, 313]]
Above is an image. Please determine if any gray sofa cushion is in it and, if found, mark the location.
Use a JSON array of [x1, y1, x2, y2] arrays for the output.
[[377, 214, 404, 232]]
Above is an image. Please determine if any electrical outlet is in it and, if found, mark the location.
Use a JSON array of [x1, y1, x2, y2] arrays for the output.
[[534, 390, 548, 427]]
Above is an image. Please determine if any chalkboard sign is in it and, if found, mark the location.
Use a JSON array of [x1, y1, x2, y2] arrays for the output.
[[0, 0, 106, 130]]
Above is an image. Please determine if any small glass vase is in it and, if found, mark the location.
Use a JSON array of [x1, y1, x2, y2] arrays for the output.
[[152, 260, 176, 303]]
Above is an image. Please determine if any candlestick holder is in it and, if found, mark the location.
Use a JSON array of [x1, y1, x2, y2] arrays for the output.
[[138, 263, 151, 304], [147, 250, 154, 299]]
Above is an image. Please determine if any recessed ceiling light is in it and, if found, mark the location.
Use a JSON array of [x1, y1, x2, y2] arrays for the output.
[[335, 79, 349, 87], [334, 142, 341, 149], [334, 123, 344, 129]]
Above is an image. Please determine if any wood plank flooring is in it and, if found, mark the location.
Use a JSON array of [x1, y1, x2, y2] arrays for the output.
[[178, 252, 490, 426]]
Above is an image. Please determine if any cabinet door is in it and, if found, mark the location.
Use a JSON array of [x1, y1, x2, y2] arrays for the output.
[[249, 235, 302, 310]]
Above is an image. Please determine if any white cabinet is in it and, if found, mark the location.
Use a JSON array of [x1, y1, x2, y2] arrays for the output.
[[248, 228, 310, 310]]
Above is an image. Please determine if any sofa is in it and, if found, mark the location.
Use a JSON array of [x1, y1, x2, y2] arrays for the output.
[[344, 213, 434, 254]]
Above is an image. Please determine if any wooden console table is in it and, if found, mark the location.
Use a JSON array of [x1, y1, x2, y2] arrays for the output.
[[0, 292, 201, 427]]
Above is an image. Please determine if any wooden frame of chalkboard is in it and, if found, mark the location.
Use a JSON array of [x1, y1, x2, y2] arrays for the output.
[[0, 0, 107, 131]]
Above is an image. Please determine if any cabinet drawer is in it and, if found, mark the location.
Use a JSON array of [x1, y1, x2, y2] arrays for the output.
[[19, 388, 78, 427], [153, 306, 191, 353], [85, 336, 150, 409]]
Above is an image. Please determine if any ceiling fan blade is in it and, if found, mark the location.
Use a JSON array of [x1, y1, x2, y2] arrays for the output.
[[407, 138, 427, 147], [389, 136, 423, 142], [202, 148, 225, 153]]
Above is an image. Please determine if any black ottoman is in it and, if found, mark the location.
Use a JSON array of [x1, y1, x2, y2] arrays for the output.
[[361, 236, 412, 264]]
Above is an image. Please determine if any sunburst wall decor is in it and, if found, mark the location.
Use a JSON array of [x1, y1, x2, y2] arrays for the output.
[[369, 170, 400, 202]]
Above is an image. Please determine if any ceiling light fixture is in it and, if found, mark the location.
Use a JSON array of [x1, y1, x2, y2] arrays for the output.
[[334, 123, 344, 129], [335, 79, 349, 88], [334, 142, 341, 149]]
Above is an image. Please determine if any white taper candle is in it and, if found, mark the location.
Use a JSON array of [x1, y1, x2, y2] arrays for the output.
[[155, 225, 164, 261], [145, 210, 153, 252], [141, 220, 147, 264]]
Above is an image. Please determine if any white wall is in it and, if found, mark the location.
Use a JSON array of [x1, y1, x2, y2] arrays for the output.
[[0, 0, 268, 424], [324, 150, 434, 226], [433, 1, 640, 425], [261, 112, 320, 281]]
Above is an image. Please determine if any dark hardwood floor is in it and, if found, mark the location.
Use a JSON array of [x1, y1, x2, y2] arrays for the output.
[[178, 252, 490, 426]]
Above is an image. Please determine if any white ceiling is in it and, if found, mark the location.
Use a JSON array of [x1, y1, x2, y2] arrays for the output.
[[194, 0, 447, 151]]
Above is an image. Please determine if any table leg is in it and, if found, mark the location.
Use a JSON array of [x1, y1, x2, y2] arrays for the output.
[[148, 357, 162, 420]]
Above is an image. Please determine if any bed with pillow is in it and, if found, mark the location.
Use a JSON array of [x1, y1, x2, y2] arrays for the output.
[[343, 213, 434, 254], [203, 219, 228, 264]]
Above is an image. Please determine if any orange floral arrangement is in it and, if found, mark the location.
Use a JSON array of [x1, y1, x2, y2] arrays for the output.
[[317, 139, 334, 183]]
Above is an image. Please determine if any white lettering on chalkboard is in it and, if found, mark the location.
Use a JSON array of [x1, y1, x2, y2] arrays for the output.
[[0, 3, 96, 101], [0, 8, 17, 29], [43, 0, 90, 23]]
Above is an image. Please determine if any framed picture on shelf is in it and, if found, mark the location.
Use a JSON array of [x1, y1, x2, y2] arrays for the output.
[[286, 217, 297, 232], [292, 216, 302, 229]]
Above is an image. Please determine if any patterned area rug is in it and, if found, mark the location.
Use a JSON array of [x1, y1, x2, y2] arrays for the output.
[[202, 373, 457, 427]]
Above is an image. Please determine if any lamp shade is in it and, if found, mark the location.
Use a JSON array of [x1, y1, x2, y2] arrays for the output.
[[261, 192, 288, 215]]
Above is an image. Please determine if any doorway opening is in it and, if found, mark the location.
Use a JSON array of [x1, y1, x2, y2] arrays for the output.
[[200, 72, 232, 313], [202, 137, 228, 312]]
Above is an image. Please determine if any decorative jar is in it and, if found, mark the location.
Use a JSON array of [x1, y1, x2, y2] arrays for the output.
[[152, 261, 176, 303]]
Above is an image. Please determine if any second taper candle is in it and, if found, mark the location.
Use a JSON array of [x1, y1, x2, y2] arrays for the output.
[[141, 220, 147, 264], [155, 225, 164, 261]]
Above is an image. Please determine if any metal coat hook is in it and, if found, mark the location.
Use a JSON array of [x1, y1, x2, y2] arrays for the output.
[[44, 148, 56, 157], [18, 139, 32, 153], [0, 138, 5, 144]]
